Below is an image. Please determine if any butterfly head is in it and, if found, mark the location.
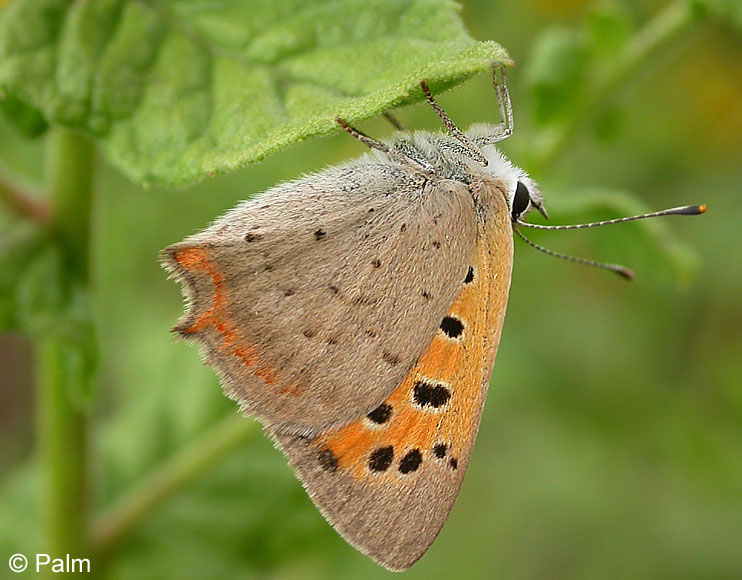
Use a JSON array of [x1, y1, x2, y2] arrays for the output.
[[396, 128, 548, 222], [476, 141, 548, 222], [509, 174, 547, 221]]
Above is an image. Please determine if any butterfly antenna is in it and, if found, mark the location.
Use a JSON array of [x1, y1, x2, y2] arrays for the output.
[[513, 226, 635, 280], [515, 204, 706, 230]]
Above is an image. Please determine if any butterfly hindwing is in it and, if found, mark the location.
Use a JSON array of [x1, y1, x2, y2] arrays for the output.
[[161, 161, 477, 435], [272, 179, 514, 570]]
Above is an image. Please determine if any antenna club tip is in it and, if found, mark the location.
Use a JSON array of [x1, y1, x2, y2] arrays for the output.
[[617, 267, 635, 281], [677, 204, 706, 215]]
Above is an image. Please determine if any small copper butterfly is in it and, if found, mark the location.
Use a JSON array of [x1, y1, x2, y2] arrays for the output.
[[161, 65, 705, 570]]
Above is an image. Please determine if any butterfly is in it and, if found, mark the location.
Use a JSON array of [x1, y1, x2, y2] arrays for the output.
[[160, 65, 704, 570]]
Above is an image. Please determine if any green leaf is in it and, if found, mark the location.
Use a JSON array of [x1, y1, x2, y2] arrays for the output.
[[0, 222, 46, 330], [14, 242, 69, 334], [0, 224, 97, 404], [692, 0, 742, 30], [17, 244, 97, 402], [593, 103, 625, 142], [0, 0, 509, 187], [0, 91, 48, 137], [587, 1, 634, 59]]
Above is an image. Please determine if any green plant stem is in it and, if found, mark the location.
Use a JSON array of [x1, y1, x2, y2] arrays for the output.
[[36, 341, 88, 557], [532, 0, 698, 171], [46, 129, 95, 276], [36, 128, 95, 573], [92, 414, 258, 556]]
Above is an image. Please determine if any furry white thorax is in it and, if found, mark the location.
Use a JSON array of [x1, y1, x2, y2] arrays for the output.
[[372, 123, 545, 219]]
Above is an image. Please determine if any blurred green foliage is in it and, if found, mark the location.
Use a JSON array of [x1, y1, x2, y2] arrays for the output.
[[1, 1, 741, 579]]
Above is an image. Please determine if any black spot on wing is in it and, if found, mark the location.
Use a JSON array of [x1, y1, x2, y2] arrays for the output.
[[314, 229, 326, 240], [433, 443, 447, 458], [367, 403, 392, 424], [369, 446, 394, 472], [413, 380, 451, 408], [464, 266, 474, 284], [382, 352, 400, 365], [245, 232, 263, 242], [318, 448, 338, 473], [399, 449, 422, 474], [440, 316, 464, 338]]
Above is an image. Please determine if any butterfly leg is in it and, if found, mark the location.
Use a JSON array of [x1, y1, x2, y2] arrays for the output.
[[420, 81, 488, 166], [382, 111, 405, 131], [474, 65, 514, 146]]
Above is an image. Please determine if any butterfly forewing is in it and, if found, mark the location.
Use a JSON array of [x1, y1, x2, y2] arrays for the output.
[[272, 179, 514, 570], [161, 162, 477, 435]]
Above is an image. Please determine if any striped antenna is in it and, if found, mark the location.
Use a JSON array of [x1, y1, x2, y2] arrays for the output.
[[513, 204, 707, 280], [516, 204, 706, 231], [514, 227, 634, 279]]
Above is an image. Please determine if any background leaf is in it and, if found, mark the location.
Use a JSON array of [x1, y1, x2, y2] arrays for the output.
[[694, 0, 742, 30], [0, 92, 48, 138], [524, 27, 590, 126], [0, 223, 47, 331], [0, 0, 509, 187], [587, 0, 634, 59]]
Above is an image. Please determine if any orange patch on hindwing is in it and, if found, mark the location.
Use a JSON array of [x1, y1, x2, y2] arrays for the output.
[[174, 247, 226, 334], [316, 217, 511, 480], [172, 246, 289, 391]]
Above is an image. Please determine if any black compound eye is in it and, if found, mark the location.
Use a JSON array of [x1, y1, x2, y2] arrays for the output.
[[512, 181, 531, 219]]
